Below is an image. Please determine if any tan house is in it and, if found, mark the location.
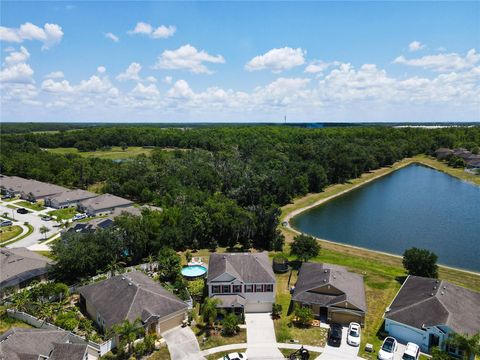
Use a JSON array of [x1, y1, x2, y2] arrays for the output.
[[45, 189, 98, 209], [292, 262, 367, 326], [77, 194, 133, 216]]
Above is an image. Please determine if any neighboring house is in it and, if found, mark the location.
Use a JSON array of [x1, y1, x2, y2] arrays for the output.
[[434, 148, 453, 159], [0, 248, 53, 296], [291, 262, 367, 326], [384, 275, 480, 357], [466, 157, 480, 170], [78, 271, 188, 335], [0, 175, 30, 196], [67, 218, 114, 234], [19, 181, 68, 203], [45, 189, 98, 209], [111, 206, 142, 218], [0, 327, 95, 360], [207, 252, 276, 313], [77, 194, 133, 216]]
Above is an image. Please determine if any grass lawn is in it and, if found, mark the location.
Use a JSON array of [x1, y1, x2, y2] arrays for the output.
[[34, 250, 55, 259], [15, 200, 45, 211], [0, 307, 32, 334], [46, 146, 154, 160], [193, 323, 247, 351], [1, 223, 34, 247], [0, 225, 22, 242], [205, 349, 247, 360], [48, 207, 77, 220], [147, 346, 171, 360]]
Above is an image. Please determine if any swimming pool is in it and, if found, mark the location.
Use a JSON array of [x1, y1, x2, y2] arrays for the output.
[[181, 265, 207, 278]]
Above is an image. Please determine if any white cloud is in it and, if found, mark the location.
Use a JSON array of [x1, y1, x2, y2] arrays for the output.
[[305, 60, 340, 74], [4, 46, 30, 65], [129, 22, 176, 39], [44, 71, 64, 79], [105, 32, 119, 42], [408, 41, 425, 52], [167, 80, 195, 99], [0, 62, 34, 83], [154, 44, 225, 74], [245, 47, 306, 73], [116, 62, 141, 81], [78, 75, 115, 93], [97, 66, 106, 74], [41, 78, 73, 93], [163, 76, 173, 84], [146, 76, 157, 83], [394, 49, 480, 72], [0, 22, 63, 50], [130, 83, 160, 99]]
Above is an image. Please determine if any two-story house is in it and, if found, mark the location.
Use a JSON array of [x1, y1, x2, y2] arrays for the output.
[[207, 252, 276, 313]]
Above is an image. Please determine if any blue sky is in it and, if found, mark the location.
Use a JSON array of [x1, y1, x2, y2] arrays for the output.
[[1, 1, 479, 122]]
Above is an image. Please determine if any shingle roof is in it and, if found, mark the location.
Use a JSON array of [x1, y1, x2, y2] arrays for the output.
[[49, 342, 87, 360], [0, 175, 67, 198], [207, 252, 275, 284], [79, 193, 133, 211], [78, 271, 187, 329], [212, 294, 247, 308], [0, 328, 71, 360], [67, 218, 114, 233], [292, 262, 367, 312], [0, 248, 53, 290], [385, 275, 480, 335], [48, 189, 97, 204]]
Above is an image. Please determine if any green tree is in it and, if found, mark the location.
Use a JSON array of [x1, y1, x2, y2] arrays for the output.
[[446, 332, 480, 360], [201, 297, 220, 332], [186, 278, 205, 302], [272, 303, 283, 319], [431, 347, 455, 360], [222, 313, 239, 336], [106, 255, 126, 277], [39, 225, 49, 240], [119, 142, 128, 151], [11, 290, 31, 312], [290, 234, 320, 263], [112, 319, 145, 354], [157, 247, 181, 282], [294, 306, 313, 327], [402, 247, 438, 278]]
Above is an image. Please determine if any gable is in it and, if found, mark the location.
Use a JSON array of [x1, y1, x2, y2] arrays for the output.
[[330, 300, 363, 311], [209, 272, 236, 283], [309, 284, 343, 296]]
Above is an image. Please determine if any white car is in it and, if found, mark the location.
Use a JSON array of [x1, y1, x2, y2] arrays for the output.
[[378, 337, 398, 360], [402, 342, 420, 360], [347, 322, 361, 346], [72, 213, 87, 221], [219, 352, 247, 360]]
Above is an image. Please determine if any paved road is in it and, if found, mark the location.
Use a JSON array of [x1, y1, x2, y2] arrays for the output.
[[163, 326, 205, 360], [245, 313, 284, 360]]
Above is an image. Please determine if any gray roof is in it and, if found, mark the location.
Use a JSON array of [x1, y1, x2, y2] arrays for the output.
[[79, 193, 133, 211], [207, 252, 275, 284], [0, 328, 72, 360], [111, 206, 142, 218], [67, 218, 114, 233], [292, 262, 367, 313], [0, 248, 52, 290], [0, 175, 67, 198], [211, 294, 247, 308], [48, 189, 97, 204], [49, 342, 87, 360], [385, 275, 480, 335], [78, 271, 187, 329]]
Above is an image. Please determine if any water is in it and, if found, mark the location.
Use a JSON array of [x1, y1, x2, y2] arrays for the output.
[[181, 265, 207, 277], [291, 164, 480, 272]]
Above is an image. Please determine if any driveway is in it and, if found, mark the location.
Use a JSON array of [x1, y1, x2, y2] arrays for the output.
[[320, 326, 361, 360], [162, 326, 205, 360], [245, 313, 284, 360]]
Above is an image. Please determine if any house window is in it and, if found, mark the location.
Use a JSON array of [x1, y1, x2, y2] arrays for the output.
[[255, 284, 263, 292], [233, 285, 242, 293], [222, 285, 231, 293], [264, 284, 273, 292], [212, 285, 221, 294], [245, 284, 254, 293]]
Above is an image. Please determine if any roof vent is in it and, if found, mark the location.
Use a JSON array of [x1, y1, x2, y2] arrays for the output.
[[324, 270, 328, 273], [430, 293, 434, 296], [443, 286, 446, 289], [323, 279, 327, 283], [441, 291, 444, 295], [436, 280, 439, 284], [433, 286, 437, 290], [128, 282, 133, 286], [121, 277, 125, 280]]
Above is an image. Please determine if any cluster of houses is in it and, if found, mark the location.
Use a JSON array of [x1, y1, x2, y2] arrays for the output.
[[435, 147, 480, 169], [1, 251, 479, 359]]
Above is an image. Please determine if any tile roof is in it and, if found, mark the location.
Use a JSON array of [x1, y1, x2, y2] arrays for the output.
[[385, 275, 480, 335], [207, 252, 275, 284]]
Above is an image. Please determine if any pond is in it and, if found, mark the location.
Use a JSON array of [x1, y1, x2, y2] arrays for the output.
[[291, 164, 480, 272]]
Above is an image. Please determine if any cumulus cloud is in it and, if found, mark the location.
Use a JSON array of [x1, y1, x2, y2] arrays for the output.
[[408, 41, 425, 52], [97, 66, 106, 74], [154, 44, 225, 74], [0, 22, 63, 50], [116, 62, 141, 81], [105, 32, 119, 42], [4, 46, 30, 65], [393, 49, 480, 72], [304, 60, 340, 74], [167, 79, 195, 99], [245, 47, 306, 73], [0, 47, 34, 83], [130, 83, 160, 99], [129, 22, 176, 39], [44, 71, 64, 79], [41, 78, 73, 93], [163, 76, 173, 84]]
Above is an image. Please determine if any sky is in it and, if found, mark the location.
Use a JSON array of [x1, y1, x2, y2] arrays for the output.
[[1, 1, 479, 123]]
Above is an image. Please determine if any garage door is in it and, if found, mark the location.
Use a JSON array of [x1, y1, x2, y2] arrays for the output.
[[388, 323, 424, 346], [330, 312, 362, 326], [159, 313, 186, 334], [245, 302, 272, 313]]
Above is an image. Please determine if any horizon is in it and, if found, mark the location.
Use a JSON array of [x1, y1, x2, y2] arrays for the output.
[[1, 1, 479, 123]]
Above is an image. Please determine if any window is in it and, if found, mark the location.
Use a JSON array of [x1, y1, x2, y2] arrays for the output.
[[233, 285, 242, 293], [244, 284, 254, 293], [255, 284, 263, 292], [264, 284, 273, 292], [212, 285, 221, 294], [222, 285, 231, 293]]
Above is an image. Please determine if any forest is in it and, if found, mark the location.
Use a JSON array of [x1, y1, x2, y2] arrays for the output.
[[1, 125, 479, 282]]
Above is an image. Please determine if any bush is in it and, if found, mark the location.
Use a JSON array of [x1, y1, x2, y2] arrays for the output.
[[272, 303, 282, 319], [54, 311, 79, 331], [403, 247, 438, 278], [290, 234, 320, 262], [186, 279, 204, 302], [294, 306, 313, 327], [222, 313, 240, 336]]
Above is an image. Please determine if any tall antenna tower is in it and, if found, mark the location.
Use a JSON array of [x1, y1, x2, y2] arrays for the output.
[[284, 115, 287, 124]]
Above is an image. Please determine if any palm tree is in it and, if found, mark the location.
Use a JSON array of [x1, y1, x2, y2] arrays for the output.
[[106, 255, 126, 277], [39, 225, 49, 240], [447, 332, 480, 360], [112, 319, 144, 354], [11, 290, 31, 313], [201, 297, 220, 334], [143, 254, 154, 272]]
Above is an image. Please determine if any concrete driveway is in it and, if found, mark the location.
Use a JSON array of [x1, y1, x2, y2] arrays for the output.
[[320, 326, 361, 360], [245, 313, 284, 360], [162, 326, 205, 360]]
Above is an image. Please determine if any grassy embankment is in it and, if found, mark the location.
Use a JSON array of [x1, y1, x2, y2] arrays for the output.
[[45, 146, 155, 160], [279, 154, 480, 358]]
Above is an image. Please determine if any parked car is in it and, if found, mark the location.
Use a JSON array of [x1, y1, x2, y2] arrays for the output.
[[328, 323, 343, 347], [0, 220, 13, 227], [347, 322, 361, 346], [72, 213, 87, 221], [219, 352, 246, 360], [41, 216, 53, 221], [16, 208, 28, 214], [1, 194, 12, 200], [378, 337, 398, 360], [402, 342, 420, 360]]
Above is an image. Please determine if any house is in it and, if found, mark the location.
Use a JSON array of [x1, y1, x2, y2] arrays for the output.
[[384, 275, 480, 357], [207, 252, 276, 313], [45, 189, 98, 209], [0, 248, 53, 296], [67, 218, 114, 234], [434, 148, 453, 159], [291, 262, 367, 326], [19, 180, 68, 202], [77, 194, 133, 216], [0, 327, 95, 360], [78, 271, 188, 335], [0, 175, 30, 197]]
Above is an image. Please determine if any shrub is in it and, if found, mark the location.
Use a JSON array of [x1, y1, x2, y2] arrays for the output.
[[294, 306, 313, 327], [272, 303, 282, 319], [221, 313, 239, 336]]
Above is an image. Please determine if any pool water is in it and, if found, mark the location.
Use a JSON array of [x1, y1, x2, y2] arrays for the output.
[[181, 265, 207, 277]]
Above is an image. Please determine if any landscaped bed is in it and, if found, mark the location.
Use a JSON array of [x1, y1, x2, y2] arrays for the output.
[[48, 207, 77, 220]]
